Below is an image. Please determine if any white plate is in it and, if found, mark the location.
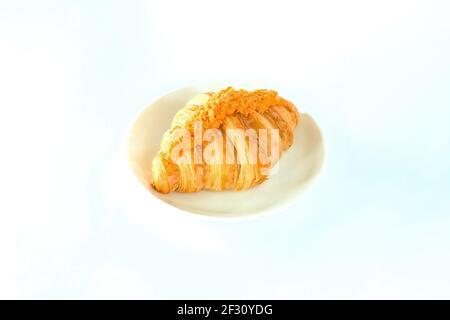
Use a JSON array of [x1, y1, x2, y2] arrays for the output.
[[126, 84, 325, 218]]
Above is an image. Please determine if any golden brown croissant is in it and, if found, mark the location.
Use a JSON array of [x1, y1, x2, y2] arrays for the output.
[[151, 87, 299, 193]]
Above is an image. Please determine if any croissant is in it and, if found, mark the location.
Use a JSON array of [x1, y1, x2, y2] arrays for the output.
[[151, 87, 300, 193]]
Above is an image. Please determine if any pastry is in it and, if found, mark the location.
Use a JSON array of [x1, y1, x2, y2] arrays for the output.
[[151, 87, 300, 193]]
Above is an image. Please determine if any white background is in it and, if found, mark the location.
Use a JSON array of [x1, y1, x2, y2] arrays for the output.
[[1, 0, 449, 299]]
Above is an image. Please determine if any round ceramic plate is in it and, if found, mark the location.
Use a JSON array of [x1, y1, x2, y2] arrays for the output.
[[126, 84, 325, 218]]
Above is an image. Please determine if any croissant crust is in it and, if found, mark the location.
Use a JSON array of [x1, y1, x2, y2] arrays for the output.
[[151, 87, 300, 193]]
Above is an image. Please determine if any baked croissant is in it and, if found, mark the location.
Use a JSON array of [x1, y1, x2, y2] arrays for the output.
[[151, 87, 299, 193]]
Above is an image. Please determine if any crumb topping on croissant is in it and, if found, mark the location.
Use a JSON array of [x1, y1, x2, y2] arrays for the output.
[[151, 87, 300, 193], [183, 87, 286, 130]]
